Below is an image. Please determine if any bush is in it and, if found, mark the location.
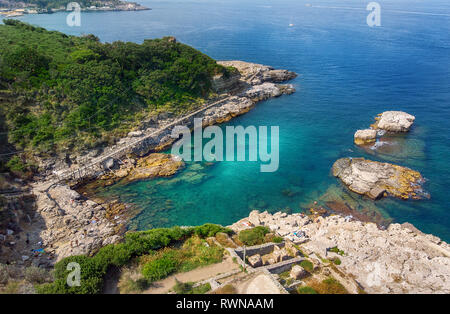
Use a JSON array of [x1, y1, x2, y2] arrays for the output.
[[297, 286, 318, 294], [300, 260, 314, 273], [37, 224, 229, 294], [24, 266, 51, 284], [142, 256, 178, 281], [238, 226, 270, 246], [272, 236, 283, 243], [172, 280, 211, 294]]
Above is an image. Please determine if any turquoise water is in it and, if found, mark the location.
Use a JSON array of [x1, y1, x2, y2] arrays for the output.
[[12, 0, 450, 240]]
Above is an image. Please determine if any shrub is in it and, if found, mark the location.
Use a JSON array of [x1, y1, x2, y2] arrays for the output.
[[299, 260, 314, 273], [308, 277, 348, 294], [333, 258, 341, 265], [24, 266, 51, 284], [272, 236, 283, 243], [329, 247, 345, 256], [141, 256, 178, 281], [172, 280, 211, 294], [297, 286, 318, 294], [238, 226, 270, 246], [37, 224, 229, 294]]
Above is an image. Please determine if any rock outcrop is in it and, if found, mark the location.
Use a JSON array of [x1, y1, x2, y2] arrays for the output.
[[99, 153, 184, 185], [372, 111, 415, 132], [29, 183, 124, 262], [332, 157, 426, 200], [232, 210, 450, 294], [217, 60, 297, 85], [354, 129, 377, 145]]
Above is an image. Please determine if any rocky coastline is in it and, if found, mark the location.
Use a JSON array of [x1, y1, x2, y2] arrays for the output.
[[0, 60, 297, 265]]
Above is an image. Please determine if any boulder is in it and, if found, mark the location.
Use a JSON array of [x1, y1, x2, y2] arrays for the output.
[[332, 157, 425, 200], [372, 111, 415, 132], [247, 254, 263, 268], [290, 265, 307, 280], [248, 210, 261, 226], [354, 129, 377, 145], [128, 130, 143, 137]]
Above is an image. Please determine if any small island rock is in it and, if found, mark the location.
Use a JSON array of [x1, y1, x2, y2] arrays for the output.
[[354, 129, 377, 145], [332, 157, 425, 200], [372, 111, 415, 132]]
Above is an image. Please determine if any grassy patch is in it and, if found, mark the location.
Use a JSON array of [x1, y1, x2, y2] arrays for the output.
[[140, 236, 224, 281], [172, 280, 211, 294], [309, 277, 348, 294], [212, 284, 236, 294], [238, 226, 270, 246], [332, 258, 341, 265], [329, 246, 345, 256], [299, 260, 314, 273], [297, 286, 318, 294]]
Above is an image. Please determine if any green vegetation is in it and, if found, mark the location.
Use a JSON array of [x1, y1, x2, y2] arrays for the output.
[[172, 280, 211, 294], [329, 246, 345, 256], [7, 0, 136, 10], [332, 257, 341, 265], [35, 224, 231, 294], [238, 226, 270, 246], [0, 20, 229, 160], [272, 236, 283, 243], [308, 277, 348, 294], [297, 286, 318, 294], [299, 260, 314, 273], [140, 236, 223, 281]]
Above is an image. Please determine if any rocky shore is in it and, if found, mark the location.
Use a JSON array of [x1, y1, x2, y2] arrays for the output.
[[0, 60, 297, 265], [231, 210, 450, 294]]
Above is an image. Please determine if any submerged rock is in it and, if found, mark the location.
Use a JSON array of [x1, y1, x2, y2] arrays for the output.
[[372, 111, 415, 132], [332, 157, 426, 200], [354, 129, 377, 145]]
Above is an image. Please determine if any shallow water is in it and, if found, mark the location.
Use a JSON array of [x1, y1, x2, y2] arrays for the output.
[[13, 0, 450, 240]]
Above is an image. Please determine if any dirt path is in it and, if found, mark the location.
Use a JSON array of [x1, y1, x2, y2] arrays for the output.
[[143, 256, 239, 294]]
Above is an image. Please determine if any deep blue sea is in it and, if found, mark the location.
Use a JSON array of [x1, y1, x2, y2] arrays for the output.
[[7, 0, 450, 240]]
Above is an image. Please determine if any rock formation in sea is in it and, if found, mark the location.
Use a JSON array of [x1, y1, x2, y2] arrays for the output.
[[332, 157, 426, 200], [354, 111, 415, 147], [354, 129, 377, 145], [372, 111, 416, 132], [99, 153, 185, 185]]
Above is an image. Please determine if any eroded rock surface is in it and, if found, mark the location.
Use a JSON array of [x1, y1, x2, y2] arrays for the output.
[[354, 129, 377, 145], [30, 183, 124, 262], [99, 153, 184, 185], [332, 157, 425, 200], [233, 210, 450, 294], [372, 111, 415, 132]]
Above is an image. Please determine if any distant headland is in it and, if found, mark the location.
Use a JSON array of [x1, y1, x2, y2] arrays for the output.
[[0, 0, 150, 17]]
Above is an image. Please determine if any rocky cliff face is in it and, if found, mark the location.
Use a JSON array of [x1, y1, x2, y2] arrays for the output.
[[231, 210, 450, 294]]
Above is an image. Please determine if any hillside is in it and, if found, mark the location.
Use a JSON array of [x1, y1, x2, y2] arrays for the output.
[[0, 0, 146, 11], [0, 20, 230, 173]]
